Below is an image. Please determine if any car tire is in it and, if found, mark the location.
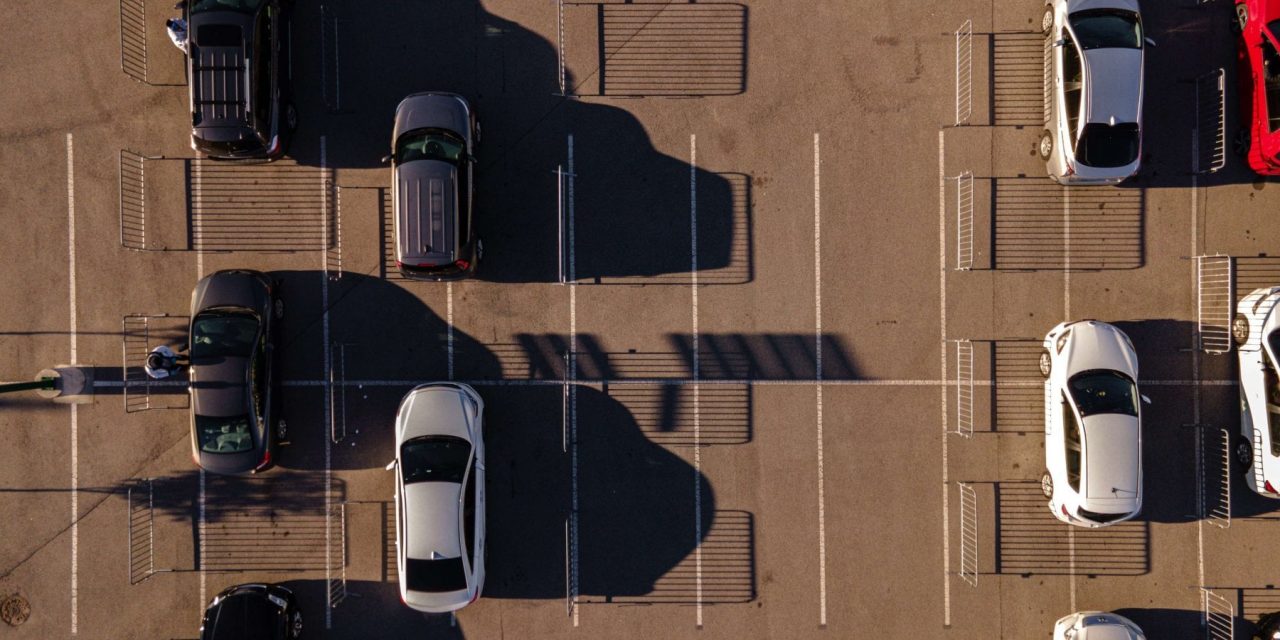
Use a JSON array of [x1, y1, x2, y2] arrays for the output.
[[1237, 437, 1255, 469], [1038, 349, 1052, 378], [1038, 130, 1054, 161], [1235, 128, 1251, 158], [274, 298, 284, 320], [474, 119, 482, 145], [286, 103, 298, 131], [1041, 5, 1054, 35], [276, 419, 287, 441], [1235, 4, 1249, 34], [1234, 313, 1250, 346], [1040, 471, 1054, 499], [289, 610, 303, 638]]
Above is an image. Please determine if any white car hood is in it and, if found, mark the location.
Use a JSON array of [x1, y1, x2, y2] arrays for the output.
[[1064, 323, 1139, 378]]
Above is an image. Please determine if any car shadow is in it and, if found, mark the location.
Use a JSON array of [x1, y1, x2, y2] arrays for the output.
[[1111, 607, 1204, 639]]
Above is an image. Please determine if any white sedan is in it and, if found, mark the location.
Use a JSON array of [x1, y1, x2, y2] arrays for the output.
[[387, 382, 486, 613], [1234, 286, 1280, 497], [1040, 320, 1147, 527], [1054, 611, 1146, 639]]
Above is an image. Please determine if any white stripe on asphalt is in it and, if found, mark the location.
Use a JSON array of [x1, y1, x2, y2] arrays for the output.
[[101, 377, 1237, 389], [320, 135, 335, 631], [814, 132, 828, 628], [690, 133, 704, 629], [66, 132, 78, 636], [938, 129, 951, 629], [447, 282, 455, 381], [567, 133, 580, 628]]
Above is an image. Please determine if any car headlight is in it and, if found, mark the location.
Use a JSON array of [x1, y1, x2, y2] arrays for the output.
[[1056, 331, 1070, 354], [268, 593, 288, 609]]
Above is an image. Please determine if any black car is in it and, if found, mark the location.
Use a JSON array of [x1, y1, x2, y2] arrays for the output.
[[188, 269, 282, 474], [184, 0, 295, 159], [1259, 611, 1280, 640], [200, 583, 302, 640]]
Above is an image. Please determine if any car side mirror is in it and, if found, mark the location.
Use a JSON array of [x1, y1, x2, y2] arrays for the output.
[[1053, 38, 1067, 48], [385, 460, 396, 471], [380, 154, 393, 165], [1141, 395, 1152, 405], [1144, 37, 1156, 47]]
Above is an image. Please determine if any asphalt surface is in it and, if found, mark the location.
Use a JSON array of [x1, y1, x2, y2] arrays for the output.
[[0, 0, 1274, 638]]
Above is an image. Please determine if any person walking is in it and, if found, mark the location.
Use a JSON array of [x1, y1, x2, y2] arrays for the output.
[[144, 345, 184, 380]]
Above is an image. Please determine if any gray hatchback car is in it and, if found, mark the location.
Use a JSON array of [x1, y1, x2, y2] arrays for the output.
[[188, 269, 283, 475], [386, 92, 480, 280]]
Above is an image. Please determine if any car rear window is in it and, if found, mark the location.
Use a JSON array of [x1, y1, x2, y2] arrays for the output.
[[197, 414, 254, 453], [405, 557, 467, 593], [1075, 123, 1139, 169], [1069, 9, 1141, 50], [196, 24, 243, 47], [192, 311, 259, 360]]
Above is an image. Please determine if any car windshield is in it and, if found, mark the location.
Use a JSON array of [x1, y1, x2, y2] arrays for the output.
[[401, 435, 471, 484], [396, 130, 465, 165], [405, 557, 467, 593], [1068, 370, 1138, 417], [1075, 123, 1140, 168], [196, 414, 254, 453], [190, 0, 264, 14], [1069, 9, 1141, 50], [191, 311, 259, 360]]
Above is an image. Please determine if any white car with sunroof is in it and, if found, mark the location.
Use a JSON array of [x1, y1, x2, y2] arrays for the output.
[[1053, 611, 1146, 639], [387, 382, 486, 612], [1040, 320, 1147, 527], [1233, 286, 1280, 497]]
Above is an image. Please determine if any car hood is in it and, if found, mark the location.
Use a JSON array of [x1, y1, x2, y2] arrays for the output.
[[1068, 0, 1141, 13], [1083, 48, 1142, 125], [404, 482, 464, 559], [1064, 322, 1139, 378], [191, 356, 249, 416], [1082, 413, 1141, 500], [191, 270, 270, 317], [397, 385, 478, 443], [395, 160, 457, 264], [393, 93, 470, 142]]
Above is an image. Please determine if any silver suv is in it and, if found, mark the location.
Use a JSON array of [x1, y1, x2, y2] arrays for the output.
[[386, 92, 481, 281], [1040, 0, 1147, 185]]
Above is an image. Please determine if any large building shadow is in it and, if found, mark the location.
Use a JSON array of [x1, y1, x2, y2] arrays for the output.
[[282, 0, 738, 283]]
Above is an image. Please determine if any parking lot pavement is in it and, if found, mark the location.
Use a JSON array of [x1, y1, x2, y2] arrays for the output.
[[8, 0, 1280, 637]]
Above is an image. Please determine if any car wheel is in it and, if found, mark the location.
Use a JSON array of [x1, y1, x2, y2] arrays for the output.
[[286, 103, 298, 131], [1041, 5, 1054, 35], [474, 119, 482, 145], [1236, 4, 1249, 34], [1237, 438, 1254, 468], [274, 298, 284, 320], [1233, 313, 1250, 345], [1041, 471, 1054, 499], [277, 419, 287, 441], [1235, 128, 1251, 158], [289, 610, 303, 638], [1038, 349, 1052, 378], [1038, 130, 1054, 161]]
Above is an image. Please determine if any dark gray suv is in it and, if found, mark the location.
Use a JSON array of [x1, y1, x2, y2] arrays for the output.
[[184, 0, 295, 160], [386, 92, 480, 280]]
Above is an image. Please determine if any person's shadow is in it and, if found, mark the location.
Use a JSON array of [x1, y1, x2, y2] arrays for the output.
[[285, 0, 741, 283]]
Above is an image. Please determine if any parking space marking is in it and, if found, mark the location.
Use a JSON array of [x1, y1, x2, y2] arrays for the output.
[[1068, 526, 1077, 612], [1191, 136, 1206, 619], [567, 133, 580, 628], [198, 468, 206, 624], [105, 377, 1235, 389], [447, 282, 455, 380], [814, 132, 829, 628], [691, 133, 704, 629], [938, 129, 951, 629], [194, 160, 203, 277], [66, 132, 78, 636], [1063, 188, 1071, 318], [320, 135, 335, 631]]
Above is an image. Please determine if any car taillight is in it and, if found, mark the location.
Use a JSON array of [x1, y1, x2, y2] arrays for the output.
[[469, 590, 480, 604], [1268, 480, 1277, 494], [254, 449, 272, 472], [395, 260, 403, 268], [454, 259, 470, 271], [1061, 504, 1069, 517]]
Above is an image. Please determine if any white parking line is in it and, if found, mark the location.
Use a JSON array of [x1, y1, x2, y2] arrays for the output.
[[1068, 525, 1077, 612], [109, 377, 1233, 389], [1191, 134, 1206, 620], [66, 132, 78, 636], [320, 135, 335, 631], [938, 129, 952, 629], [813, 132, 828, 628], [198, 468, 206, 621], [1063, 188, 1071, 319], [193, 148, 206, 623], [567, 134, 580, 628], [194, 160, 204, 277], [447, 282, 455, 381], [690, 134, 704, 629]]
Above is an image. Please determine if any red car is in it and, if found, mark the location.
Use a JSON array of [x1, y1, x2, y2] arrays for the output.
[[1236, 0, 1280, 174]]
